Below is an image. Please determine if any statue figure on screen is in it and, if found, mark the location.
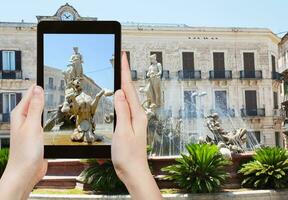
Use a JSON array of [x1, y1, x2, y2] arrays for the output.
[[63, 47, 84, 87], [44, 47, 114, 143], [141, 54, 162, 107]]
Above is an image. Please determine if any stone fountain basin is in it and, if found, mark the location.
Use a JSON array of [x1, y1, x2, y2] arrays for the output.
[[148, 152, 254, 189]]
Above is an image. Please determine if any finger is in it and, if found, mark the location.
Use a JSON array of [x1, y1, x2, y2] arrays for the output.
[[114, 89, 132, 134], [26, 86, 44, 126], [121, 52, 145, 120], [10, 84, 35, 131]]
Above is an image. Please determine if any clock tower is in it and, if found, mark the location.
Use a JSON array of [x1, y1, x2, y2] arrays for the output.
[[36, 3, 97, 22]]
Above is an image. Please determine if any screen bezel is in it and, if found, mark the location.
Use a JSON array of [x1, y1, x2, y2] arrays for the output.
[[37, 21, 121, 158]]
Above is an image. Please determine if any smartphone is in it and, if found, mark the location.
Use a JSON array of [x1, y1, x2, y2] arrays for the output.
[[37, 21, 121, 158]]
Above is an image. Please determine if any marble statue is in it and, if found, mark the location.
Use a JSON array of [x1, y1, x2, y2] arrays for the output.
[[63, 47, 84, 87], [140, 54, 162, 106], [44, 47, 113, 143], [204, 113, 247, 153]]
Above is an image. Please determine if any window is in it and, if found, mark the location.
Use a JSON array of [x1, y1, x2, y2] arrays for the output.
[[126, 51, 131, 67], [150, 51, 163, 65], [3, 93, 16, 113], [243, 52, 255, 71], [48, 94, 54, 106], [48, 77, 54, 89], [60, 95, 65, 104], [271, 55, 276, 72], [273, 92, 278, 109], [213, 52, 225, 71], [183, 91, 197, 118], [60, 80, 65, 90], [245, 90, 257, 116], [275, 132, 280, 147], [215, 91, 227, 115], [246, 131, 261, 149], [182, 52, 194, 70], [0, 138, 10, 149], [2, 51, 15, 70]]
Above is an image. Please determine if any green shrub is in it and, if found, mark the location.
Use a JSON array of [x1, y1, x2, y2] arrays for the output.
[[162, 144, 231, 193], [0, 148, 9, 178], [79, 160, 127, 194], [239, 147, 288, 189]]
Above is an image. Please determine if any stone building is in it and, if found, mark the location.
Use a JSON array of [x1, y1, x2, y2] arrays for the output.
[[279, 33, 288, 147], [0, 3, 285, 149], [122, 24, 284, 149]]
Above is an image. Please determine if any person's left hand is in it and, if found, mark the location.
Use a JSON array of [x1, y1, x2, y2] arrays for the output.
[[0, 85, 47, 200]]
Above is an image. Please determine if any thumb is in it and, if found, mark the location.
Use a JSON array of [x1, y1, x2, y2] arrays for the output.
[[114, 89, 131, 133], [26, 86, 44, 125]]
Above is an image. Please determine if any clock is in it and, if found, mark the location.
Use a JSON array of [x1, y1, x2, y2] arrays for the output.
[[60, 11, 75, 21]]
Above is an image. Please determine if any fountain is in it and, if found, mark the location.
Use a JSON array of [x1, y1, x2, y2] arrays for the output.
[[137, 55, 263, 188], [44, 47, 113, 144]]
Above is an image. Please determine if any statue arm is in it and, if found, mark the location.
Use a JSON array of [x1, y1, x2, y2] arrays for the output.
[[91, 90, 105, 113], [157, 63, 162, 76]]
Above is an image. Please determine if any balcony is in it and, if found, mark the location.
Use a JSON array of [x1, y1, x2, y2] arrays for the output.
[[210, 108, 235, 117], [178, 109, 197, 119], [0, 113, 10, 123], [162, 70, 170, 80], [272, 72, 282, 81], [145, 70, 170, 80], [177, 70, 201, 80], [58, 86, 65, 91], [0, 70, 22, 79], [209, 70, 232, 80], [240, 108, 265, 117], [131, 70, 137, 81], [46, 84, 57, 90], [240, 70, 262, 79]]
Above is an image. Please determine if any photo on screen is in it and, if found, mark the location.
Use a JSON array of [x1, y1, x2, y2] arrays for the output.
[[43, 34, 114, 146]]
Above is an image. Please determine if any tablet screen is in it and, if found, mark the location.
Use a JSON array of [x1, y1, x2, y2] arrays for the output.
[[43, 34, 114, 146]]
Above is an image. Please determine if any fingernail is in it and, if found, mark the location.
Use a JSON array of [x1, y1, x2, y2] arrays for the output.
[[33, 86, 42, 96], [117, 90, 126, 101]]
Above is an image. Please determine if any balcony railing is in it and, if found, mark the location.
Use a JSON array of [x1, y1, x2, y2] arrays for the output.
[[145, 70, 170, 80], [240, 70, 262, 79], [209, 70, 232, 79], [0, 70, 22, 79], [272, 72, 282, 81], [240, 108, 265, 117], [131, 70, 137, 81], [58, 85, 65, 91], [210, 108, 235, 117], [45, 84, 57, 90], [178, 109, 197, 119], [0, 113, 10, 123], [162, 70, 170, 80], [177, 70, 201, 80]]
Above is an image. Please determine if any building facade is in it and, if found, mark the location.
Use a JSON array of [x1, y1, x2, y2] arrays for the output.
[[0, 4, 285, 149]]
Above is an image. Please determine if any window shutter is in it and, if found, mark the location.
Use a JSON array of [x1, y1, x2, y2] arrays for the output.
[[150, 51, 163, 65], [16, 93, 22, 105], [0, 93, 2, 113], [126, 51, 131, 68], [182, 52, 194, 70], [15, 51, 21, 71], [0, 51, 2, 71], [213, 52, 225, 71], [272, 55, 276, 72]]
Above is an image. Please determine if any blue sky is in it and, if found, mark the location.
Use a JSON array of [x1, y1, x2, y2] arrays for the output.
[[0, 0, 287, 36], [44, 34, 114, 89]]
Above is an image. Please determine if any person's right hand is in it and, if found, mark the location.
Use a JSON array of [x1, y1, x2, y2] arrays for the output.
[[112, 52, 162, 200]]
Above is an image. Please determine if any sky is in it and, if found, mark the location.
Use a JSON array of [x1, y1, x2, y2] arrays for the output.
[[0, 0, 287, 36], [44, 34, 114, 90]]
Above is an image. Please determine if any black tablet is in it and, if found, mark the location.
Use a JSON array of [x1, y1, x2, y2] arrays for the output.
[[37, 21, 121, 158]]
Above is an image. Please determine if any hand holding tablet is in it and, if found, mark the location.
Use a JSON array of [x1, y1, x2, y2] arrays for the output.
[[37, 21, 121, 158]]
